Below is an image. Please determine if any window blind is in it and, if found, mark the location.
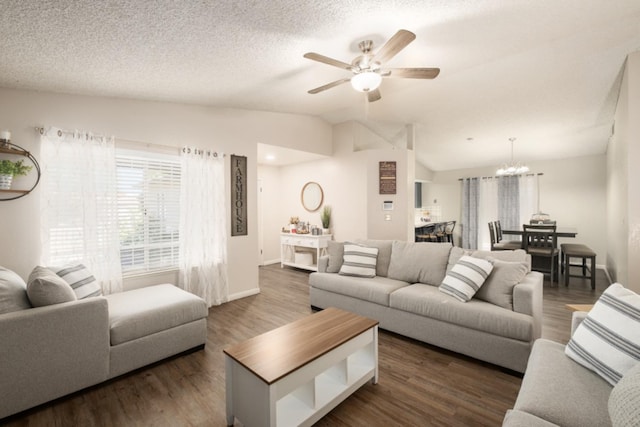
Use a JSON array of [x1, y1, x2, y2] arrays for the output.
[[116, 153, 181, 274]]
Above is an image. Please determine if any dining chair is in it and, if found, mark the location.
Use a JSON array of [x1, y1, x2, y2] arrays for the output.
[[490, 222, 520, 250], [415, 224, 436, 242], [523, 224, 559, 283], [495, 220, 522, 250], [443, 221, 456, 245]]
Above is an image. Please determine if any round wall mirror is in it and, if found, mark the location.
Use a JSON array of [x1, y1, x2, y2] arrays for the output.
[[301, 182, 324, 212]]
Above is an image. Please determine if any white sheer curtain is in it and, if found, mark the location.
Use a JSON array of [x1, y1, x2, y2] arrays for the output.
[[519, 174, 539, 226], [40, 127, 123, 294], [179, 148, 228, 307], [478, 178, 499, 251]]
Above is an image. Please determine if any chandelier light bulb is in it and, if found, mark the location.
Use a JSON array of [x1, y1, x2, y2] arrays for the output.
[[351, 71, 382, 92]]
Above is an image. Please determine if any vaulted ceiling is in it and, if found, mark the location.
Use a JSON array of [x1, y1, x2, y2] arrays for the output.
[[1, 1, 639, 171]]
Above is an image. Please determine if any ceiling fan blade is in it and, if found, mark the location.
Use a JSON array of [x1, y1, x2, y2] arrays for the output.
[[308, 78, 352, 94], [373, 29, 416, 64], [303, 52, 353, 70], [386, 67, 440, 79], [367, 89, 381, 102]]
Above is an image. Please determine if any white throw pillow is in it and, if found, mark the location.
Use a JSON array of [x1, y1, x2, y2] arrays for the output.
[[339, 243, 378, 278], [565, 283, 640, 385], [439, 256, 493, 302], [50, 264, 103, 299]]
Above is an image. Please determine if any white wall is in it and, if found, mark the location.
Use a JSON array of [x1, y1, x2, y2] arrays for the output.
[[607, 52, 640, 292], [426, 155, 608, 265], [257, 165, 283, 265], [0, 87, 332, 299]]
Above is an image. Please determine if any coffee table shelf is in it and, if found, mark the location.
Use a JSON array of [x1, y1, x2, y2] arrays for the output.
[[224, 308, 378, 427]]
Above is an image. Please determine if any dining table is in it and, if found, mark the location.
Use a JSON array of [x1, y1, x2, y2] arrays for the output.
[[502, 226, 578, 238]]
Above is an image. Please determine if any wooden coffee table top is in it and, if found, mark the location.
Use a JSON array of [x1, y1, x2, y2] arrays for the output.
[[565, 304, 594, 312], [223, 307, 378, 385]]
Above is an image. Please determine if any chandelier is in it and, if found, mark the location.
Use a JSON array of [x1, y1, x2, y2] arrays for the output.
[[496, 137, 529, 176]]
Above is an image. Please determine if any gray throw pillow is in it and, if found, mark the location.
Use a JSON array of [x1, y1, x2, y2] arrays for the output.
[[609, 362, 640, 426], [355, 239, 393, 277], [387, 241, 452, 286], [474, 259, 528, 310], [27, 266, 77, 307], [326, 241, 344, 273], [471, 249, 530, 271], [0, 266, 31, 314]]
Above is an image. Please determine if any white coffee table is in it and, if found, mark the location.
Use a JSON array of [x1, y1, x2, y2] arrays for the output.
[[224, 307, 379, 427]]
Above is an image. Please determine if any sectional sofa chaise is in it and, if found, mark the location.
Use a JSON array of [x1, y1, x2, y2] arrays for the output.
[[0, 265, 208, 419], [309, 240, 544, 373]]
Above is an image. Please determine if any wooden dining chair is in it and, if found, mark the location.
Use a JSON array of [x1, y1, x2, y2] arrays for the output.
[[523, 224, 559, 283], [490, 222, 519, 250], [495, 220, 522, 250]]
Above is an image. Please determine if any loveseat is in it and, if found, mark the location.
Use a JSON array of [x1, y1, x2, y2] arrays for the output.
[[309, 240, 544, 373], [504, 285, 640, 427], [0, 265, 208, 419]]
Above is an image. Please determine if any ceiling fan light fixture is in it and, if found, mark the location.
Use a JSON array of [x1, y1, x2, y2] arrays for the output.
[[351, 71, 382, 92]]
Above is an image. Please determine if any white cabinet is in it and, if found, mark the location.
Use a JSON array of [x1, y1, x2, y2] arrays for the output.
[[280, 233, 332, 271], [224, 314, 378, 427]]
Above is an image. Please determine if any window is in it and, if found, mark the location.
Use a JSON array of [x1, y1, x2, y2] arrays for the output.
[[116, 151, 181, 274]]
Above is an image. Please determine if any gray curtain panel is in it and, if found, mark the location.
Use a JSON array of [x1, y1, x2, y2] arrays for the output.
[[498, 176, 520, 240], [461, 178, 479, 249]]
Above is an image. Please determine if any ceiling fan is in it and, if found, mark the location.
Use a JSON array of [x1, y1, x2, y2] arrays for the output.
[[304, 29, 440, 103]]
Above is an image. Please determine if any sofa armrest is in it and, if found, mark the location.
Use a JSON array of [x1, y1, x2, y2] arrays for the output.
[[571, 311, 588, 335], [317, 255, 329, 273], [513, 271, 544, 340], [0, 297, 110, 418]]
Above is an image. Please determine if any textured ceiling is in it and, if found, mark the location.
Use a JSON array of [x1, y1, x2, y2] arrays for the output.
[[1, 0, 639, 171]]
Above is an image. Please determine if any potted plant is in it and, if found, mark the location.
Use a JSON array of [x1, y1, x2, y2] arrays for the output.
[[320, 205, 331, 234], [0, 159, 32, 190]]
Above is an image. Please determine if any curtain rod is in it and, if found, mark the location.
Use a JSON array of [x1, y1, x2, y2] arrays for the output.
[[35, 126, 224, 157], [457, 173, 543, 181], [35, 126, 114, 141]]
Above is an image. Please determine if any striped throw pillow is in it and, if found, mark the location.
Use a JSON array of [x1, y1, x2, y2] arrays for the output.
[[565, 283, 640, 385], [439, 256, 493, 302], [51, 264, 103, 299], [339, 243, 379, 278]]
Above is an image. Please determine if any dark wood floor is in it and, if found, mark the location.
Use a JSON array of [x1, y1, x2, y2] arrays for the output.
[[3, 264, 607, 427]]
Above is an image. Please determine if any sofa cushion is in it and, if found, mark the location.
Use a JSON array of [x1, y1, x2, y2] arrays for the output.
[[326, 241, 344, 273], [355, 239, 393, 277], [309, 273, 408, 306], [49, 264, 103, 299], [27, 266, 77, 307], [565, 283, 640, 385], [439, 256, 493, 302], [609, 362, 640, 427], [474, 259, 528, 310], [389, 284, 533, 341], [106, 284, 208, 346], [0, 266, 31, 314], [514, 339, 612, 427], [339, 243, 379, 278], [387, 241, 451, 286], [472, 249, 530, 271]]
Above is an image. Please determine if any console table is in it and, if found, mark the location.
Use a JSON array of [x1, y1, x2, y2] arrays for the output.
[[280, 233, 332, 271], [224, 308, 379, 427]]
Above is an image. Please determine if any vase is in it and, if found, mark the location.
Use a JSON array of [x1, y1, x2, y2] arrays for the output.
[[0, 174, 12, 190], [323, 228, 330, 235]]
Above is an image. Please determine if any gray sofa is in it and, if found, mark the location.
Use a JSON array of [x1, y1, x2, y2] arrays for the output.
[[503, 311, 640, 426], [309, 240, 544, 373], [0, 266, 208, 419]]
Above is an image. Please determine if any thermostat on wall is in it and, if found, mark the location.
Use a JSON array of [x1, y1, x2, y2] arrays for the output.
[[383, 201, 394, 211]]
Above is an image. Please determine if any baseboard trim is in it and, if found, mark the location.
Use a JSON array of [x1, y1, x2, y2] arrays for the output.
[[261, 259, 280, 266], [228, 287, 260, 302]]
